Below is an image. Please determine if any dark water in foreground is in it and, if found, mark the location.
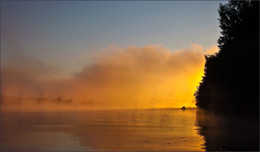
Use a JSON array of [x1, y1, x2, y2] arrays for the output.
[[1, 109, 258, 151], [196, 110, 259, 151], [1, 109, 204, 151]]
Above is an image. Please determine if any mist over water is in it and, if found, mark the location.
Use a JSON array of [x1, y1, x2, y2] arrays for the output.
[[1, 44, 218, 110]]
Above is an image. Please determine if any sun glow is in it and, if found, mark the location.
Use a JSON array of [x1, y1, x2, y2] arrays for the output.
[[1, 44, 212, 110]]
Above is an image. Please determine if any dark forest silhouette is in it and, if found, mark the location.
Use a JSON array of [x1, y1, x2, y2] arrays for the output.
[[195, 0, 259, 118], [195, 1, 259, 150]]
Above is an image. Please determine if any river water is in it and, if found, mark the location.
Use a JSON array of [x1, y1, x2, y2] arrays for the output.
[[1, 109, 205, 151]]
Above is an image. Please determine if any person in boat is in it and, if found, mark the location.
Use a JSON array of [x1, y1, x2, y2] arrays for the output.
[[181, 106, 186, 110]]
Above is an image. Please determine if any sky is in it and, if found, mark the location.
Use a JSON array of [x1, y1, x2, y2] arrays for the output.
[[1, 1, 225, 109]]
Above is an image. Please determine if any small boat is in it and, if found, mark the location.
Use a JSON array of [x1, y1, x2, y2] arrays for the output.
[[181, 106, 186, 110]]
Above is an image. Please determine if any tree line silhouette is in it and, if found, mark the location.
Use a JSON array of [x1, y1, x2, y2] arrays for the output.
[[195, 0, 259, 118]]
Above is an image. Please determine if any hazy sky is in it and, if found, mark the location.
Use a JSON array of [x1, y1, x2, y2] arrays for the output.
[[2, 1, 223, 76], [1, 1, 225, 109]]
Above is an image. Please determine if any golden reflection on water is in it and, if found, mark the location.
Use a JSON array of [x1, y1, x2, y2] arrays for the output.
[[1, 109, 205, 151]]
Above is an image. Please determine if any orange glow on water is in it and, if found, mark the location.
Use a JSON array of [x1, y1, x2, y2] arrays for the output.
[[1, 109, 205, 151]]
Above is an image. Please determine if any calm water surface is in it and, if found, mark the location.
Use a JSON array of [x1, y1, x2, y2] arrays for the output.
[[1, 109, 205, 151]]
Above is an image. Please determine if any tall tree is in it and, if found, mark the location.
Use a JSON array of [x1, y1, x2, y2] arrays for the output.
[[195, 0, 259, 117]]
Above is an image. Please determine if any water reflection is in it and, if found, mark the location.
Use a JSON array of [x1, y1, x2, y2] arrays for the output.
[[196, 109, 259, 151], [1, 109, 204, 151]]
